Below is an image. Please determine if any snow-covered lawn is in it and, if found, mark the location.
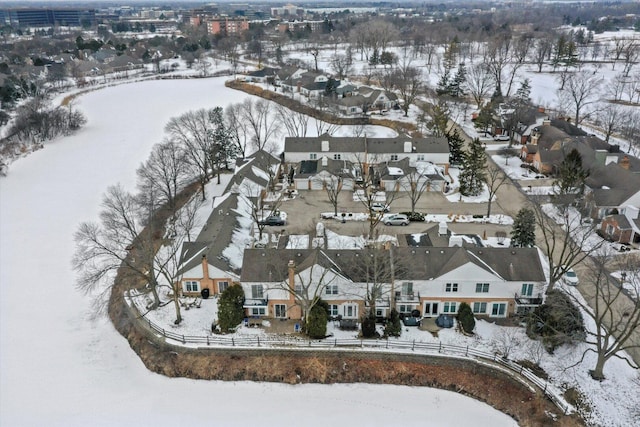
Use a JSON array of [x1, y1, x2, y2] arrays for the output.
[[0, 77, 520, 427]]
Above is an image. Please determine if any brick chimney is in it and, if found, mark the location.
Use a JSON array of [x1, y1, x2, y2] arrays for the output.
[[201, 254, 209, 280], [620, 155, 630, 170]]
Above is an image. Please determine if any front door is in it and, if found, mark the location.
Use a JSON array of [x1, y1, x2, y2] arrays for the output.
[[424, 302, 439, 317], [274, 304, 287, 318]]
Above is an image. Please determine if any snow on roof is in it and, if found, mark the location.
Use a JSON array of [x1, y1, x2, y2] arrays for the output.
[[388, 166, 404, 176]]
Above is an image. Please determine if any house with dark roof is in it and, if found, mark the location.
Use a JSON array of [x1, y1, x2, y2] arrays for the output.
[[238, 246, 546, 320], [243, 67, 279, 83], [284, 134, 450, 181], [326, 85, 399, 116], [280, 70, 338, 98], [293, 157, 358, 191], [377, 158, 447, 193]]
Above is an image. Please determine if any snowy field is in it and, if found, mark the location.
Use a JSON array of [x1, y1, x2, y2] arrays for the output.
[[0, 77, 519, 427]]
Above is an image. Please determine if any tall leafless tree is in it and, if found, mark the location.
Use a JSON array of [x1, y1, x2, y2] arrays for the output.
[[558, 69, 603, 125]]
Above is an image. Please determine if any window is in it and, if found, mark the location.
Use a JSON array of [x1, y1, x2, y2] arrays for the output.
[[491, 303, 507, 317], [325, 284, 338, 295], [251, 284, 263, 299], [251, 307, 266, 316], [521, 283, 533, 296], [310, 153, 317, 160], [274, 304, 287, 318], [402, 282, 413, 295], [390, 154, 398, 161], [443, 302, 457, 313], [294, 283, 302, 293], [417, 154, 425, 161], [476, 283, 490, 293], [333, 154, 341, 160], [218, 281, 229, 294], [375, 308, 384, 318], [398, 304, 411, 314], [445, 283, 458, 293], [328, 304, 339, 317], [344, 304, 358, 318], [473, 302, 487, 314], [183, 281, 199, 292]]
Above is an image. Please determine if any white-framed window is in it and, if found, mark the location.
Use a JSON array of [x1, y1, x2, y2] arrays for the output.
[[402, 282, 413, 295], [218, 281, 229, 294], [445, 283, 458, 292], [390, 154, 398, 161], [251, 284, 264, 299], [274, 304, 287, 318], [491, 303, 507, 317], [183, 281, 199, 292], [328, 304, 339, 317], [334, 154, 341, 160], [325, 284, 338, 295], [473, 302, 487, 314], [476, 283, 490, 293], [251, 307, 266, 316], [521, 283, 533, 296], [443, 302, 457, 313], [310, 153, 317, 160]]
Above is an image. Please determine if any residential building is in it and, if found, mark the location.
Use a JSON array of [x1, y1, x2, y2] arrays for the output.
[[206, 17, 249, 35]]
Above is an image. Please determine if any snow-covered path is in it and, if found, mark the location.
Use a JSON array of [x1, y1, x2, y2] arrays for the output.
[[0, 78, 517, 426]]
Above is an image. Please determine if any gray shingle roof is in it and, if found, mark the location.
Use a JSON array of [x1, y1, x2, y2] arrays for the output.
[[284, 135, 448, 155]]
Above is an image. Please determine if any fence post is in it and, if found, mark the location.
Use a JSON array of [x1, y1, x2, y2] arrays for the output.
[[386, 339, 389, 349], [360, 339, 363, 348], [162, 328, 166, 337], [232, 337, 235, 346], [439, 342, 442, 353], [182, 335, 185, 344], [465, 345, 468, 357], [334, 339, 337, 347], [257, 337, 260, 347], [207, 336, 209, 345]]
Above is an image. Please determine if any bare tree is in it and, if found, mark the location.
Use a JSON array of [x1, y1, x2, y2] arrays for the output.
[[484, 33, 513, 97], [165, 109, 218, 200], [595, 103, 628, 144], [73, 185, 163, 314], [531, 196, 603, 293], [398, 170, 430, 214], [533, 36, 553, 73], [239, 98, 280, 152], [276, 103, 309, 137], [313, 118, 339, 136], [389, 58, 423, 117], [485, 163, 508, 217], [466, 63, 494, 108], [239, 181, 283, 242], [225, 102, 251, 158], [314, 175, 344, 216], [566, 253, 640, 380], [558, 69, 603, 125], [137, 139, 191, 213], [330, 54, 352, 80]]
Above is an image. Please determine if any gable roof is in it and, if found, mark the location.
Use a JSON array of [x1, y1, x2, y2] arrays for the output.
[[284, 135, 448, 155]]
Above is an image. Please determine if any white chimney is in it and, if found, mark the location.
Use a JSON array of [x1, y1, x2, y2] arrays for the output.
[[321, 156, 328, 167], [321, 140, 329, 152], [404, 141, 412, 153], [438, 221, 448, 236]]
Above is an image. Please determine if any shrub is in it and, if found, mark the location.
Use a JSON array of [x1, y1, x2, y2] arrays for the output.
[[457, 302, 475, 333], [384, 308, 402, 337], [306, 303, 328, 339], [217, 285, 245, 333], [361, 312, 377, 338], [526, 290, 586, 352]]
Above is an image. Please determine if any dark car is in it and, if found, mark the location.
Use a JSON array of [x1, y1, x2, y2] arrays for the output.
[[258, 215, 285, 226]]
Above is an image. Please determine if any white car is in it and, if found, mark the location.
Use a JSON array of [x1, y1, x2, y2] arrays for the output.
[[563, 267, 579, 286], [370, 203, 390, 213], [383, 214, 409, 226], [493, 134, 510, 141]]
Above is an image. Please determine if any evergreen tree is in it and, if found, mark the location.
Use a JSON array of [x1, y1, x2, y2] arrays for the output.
[[447, 62, 467, 98], [361, 312, 377, 338], [446, 128, 465, 166], [306, 302, 328, 339], [384, 308, 402, 337], [217, 285, 245, 333], [473, 104, 494, 137], [511, 208, 536, 247], [456, 302, 475, 334], [436, 68, 451, 96], [527, 289, 586, 352], [553, 148, 589, 205], [369, 48, 379, 66], [459, 138, 486, 196]]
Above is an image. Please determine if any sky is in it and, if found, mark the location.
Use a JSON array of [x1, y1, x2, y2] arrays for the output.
[[0, 76, 519, 427]]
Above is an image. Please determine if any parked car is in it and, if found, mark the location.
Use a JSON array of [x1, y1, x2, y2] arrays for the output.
[[493, 134, 510, 141], [383, 214, 409, 226], [563, 266, 579, 286], [258, 215, 285, 226], [371, 203, 390, 213], [400, 211, 425, 222]]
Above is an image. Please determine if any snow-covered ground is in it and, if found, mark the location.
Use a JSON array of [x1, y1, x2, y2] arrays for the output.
[[0, 77, 519, 427]]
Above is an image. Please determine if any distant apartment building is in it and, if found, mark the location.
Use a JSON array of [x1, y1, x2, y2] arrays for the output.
[[206, 17, 249, 35], [277, 20, 323, 33], [271, 4, 304, 18], [0, 8, 96, 27]]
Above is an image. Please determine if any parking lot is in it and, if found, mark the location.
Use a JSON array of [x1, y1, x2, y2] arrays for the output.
[[269, 189, 513, 242]]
